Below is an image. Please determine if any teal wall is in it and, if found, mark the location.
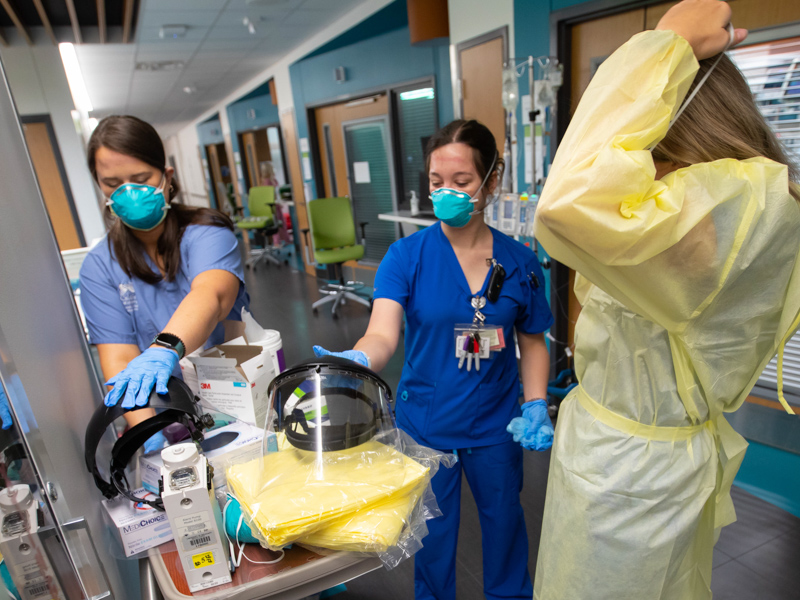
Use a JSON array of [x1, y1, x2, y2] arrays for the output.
[[289, 25, 453, 200]]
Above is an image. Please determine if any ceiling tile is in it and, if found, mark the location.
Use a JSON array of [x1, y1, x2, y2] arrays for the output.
[[141, 0, 229, 12]]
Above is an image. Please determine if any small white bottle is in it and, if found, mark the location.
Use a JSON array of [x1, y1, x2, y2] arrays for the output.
[[409, 190, 420, 216]]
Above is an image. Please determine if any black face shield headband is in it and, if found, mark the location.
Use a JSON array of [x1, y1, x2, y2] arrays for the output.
[[84, 377, 215, 510]]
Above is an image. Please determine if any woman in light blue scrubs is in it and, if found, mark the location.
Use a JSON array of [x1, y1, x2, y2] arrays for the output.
[[315, 120, 553, 600], [79, 116, 249, 450]]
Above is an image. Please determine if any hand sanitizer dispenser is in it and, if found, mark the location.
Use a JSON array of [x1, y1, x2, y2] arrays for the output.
[[409, 191, 420, 216]]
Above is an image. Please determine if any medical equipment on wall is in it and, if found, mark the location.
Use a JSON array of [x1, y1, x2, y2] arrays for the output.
[[0, 485, 66, 600], [84, 376, 216, 511], [503, 56, 563, 198], [159, 443, 232, 592], [498, 193, 519, 235], [225, 356, 456, 568]]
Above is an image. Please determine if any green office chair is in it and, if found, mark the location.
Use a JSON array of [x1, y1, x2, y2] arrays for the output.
[[237, 186, 283, 269], [301, 197, 372, 318]]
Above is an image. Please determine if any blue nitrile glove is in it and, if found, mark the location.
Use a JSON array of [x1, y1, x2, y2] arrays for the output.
[[312, 345, 369, 368], [104, 347, 179, 409], [143, 431, 168, 455], [506, 399, 554, 451], [0, 385, 12, 430]]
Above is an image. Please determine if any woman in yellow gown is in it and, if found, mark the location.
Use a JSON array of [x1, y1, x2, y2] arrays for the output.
[[533, 1, 800, 598]]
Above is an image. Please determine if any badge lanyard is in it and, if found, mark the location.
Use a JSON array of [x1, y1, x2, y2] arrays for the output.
[[454, 259, 507, 372]]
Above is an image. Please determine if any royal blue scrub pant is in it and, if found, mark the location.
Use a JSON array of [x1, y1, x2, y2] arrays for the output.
[[414, 439, 532, 600]]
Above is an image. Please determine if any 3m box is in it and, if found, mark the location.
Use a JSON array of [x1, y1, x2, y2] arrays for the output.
[[101, 488, 173, 557], [189, 338, 278, 427], [139, 421, 267, 493]]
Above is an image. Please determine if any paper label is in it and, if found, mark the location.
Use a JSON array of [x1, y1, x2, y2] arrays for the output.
[[191, 550, 216, 569]]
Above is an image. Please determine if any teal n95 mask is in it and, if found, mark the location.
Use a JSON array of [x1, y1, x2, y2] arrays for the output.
[[106, 175, 170, 231], [430, 151, 498, 228]]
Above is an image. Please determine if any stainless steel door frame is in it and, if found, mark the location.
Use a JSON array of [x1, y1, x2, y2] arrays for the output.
[[0, 54, 132, 598]]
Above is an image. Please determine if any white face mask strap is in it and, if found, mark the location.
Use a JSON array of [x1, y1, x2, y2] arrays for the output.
[[469, 150, 499, 215], [666, 24, 736, 131], [222, 496, 239, 568], [224, 494, 286, 566]]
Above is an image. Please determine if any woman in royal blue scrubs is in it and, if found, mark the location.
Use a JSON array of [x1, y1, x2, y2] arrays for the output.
[[315, 120, 553, 600], [79, 116, 249, 451]]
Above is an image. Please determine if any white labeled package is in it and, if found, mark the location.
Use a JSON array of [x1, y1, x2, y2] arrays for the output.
[[190, 341, 275, 427], [139, 421, 268, 492], [101, 488, 173, 557]]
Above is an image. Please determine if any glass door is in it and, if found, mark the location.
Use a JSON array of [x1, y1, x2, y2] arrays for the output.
[[342, 117, 398, 263]]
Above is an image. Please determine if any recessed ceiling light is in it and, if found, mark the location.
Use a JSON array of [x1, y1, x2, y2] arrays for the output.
[[183, 85, 197, 95], [243, 17, 257, 35], [135, 60, 185, 71]]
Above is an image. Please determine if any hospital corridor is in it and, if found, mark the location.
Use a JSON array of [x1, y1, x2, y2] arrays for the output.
[[0, 0, 799, 599]]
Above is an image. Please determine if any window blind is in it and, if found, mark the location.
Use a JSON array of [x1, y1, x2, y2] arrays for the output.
[[730, 37, 800, 403]]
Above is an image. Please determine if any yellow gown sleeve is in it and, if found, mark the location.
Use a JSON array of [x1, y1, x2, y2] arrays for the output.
[[534, 30, 789, 331]]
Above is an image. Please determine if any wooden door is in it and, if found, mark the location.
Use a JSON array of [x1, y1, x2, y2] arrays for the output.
[[314, 94, 389, 200], [241, 132, 259, 190], [460, 34, 506, 152], [644, 0, 800, 32], [570, 9, 645, 114], [205, 143, 225, 211], [280, 108, 315, 276], [22, 120, 83, 250]]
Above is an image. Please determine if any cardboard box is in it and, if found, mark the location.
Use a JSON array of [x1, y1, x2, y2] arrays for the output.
[[179, 354, 200, 396], [189, 341, 276, 427], [139, 422, 269, 492], [102, 488, 173, 557]]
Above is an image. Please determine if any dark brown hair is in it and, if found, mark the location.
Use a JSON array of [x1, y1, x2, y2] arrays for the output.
[[88, 115, 234, 284], [653, 53, 799, 200], [425, 119, 505, 188]]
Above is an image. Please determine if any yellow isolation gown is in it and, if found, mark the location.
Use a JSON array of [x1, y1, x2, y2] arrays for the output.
[[226, 439, 430, 551], [533, 30, 800, 599]]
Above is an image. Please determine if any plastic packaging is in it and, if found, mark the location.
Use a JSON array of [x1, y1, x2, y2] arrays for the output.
[[226, 428, 453, 568], [224, 360, 456, 568]]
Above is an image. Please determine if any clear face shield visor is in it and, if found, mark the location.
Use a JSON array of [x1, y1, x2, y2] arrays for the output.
[[266, 357, 396, 452]]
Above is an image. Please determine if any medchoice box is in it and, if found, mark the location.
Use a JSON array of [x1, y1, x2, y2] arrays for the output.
[[101, 488, 173, 557]]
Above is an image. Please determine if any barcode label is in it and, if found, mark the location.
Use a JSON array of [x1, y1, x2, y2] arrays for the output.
[[24, 582, 49, 599], [182, 530, 215, 552]]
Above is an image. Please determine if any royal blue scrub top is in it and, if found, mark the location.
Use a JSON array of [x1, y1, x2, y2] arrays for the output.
[[79, 224, 250, 361], [374, 222, 553, 449]]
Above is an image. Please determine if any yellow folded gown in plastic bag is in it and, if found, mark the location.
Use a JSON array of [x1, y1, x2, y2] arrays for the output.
[[533, 30, 800, 600], [301, 479, 429, 553], [226, 439, 430, 550]]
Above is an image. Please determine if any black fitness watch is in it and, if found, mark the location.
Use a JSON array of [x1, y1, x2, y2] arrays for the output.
[[151, 332, 186, 359]]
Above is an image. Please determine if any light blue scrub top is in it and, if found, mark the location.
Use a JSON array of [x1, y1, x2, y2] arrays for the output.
[[374, 222, 553, 449], [79, 224, 250, 366]]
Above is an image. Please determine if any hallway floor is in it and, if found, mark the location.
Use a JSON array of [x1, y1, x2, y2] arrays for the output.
[[244, 260, 800, 600]]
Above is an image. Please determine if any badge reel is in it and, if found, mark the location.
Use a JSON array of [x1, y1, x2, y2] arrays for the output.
[[454, 259, 507, 372]]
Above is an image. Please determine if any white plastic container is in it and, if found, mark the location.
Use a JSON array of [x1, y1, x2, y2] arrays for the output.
[[409, 190, 420, 216]]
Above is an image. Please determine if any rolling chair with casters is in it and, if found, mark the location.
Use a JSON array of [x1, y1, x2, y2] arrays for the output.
[[237, 186, 285, 270], [301, 196, 372, 318]]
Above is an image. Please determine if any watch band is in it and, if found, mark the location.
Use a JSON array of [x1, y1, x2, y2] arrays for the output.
[[152, 332, 186, 359]]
